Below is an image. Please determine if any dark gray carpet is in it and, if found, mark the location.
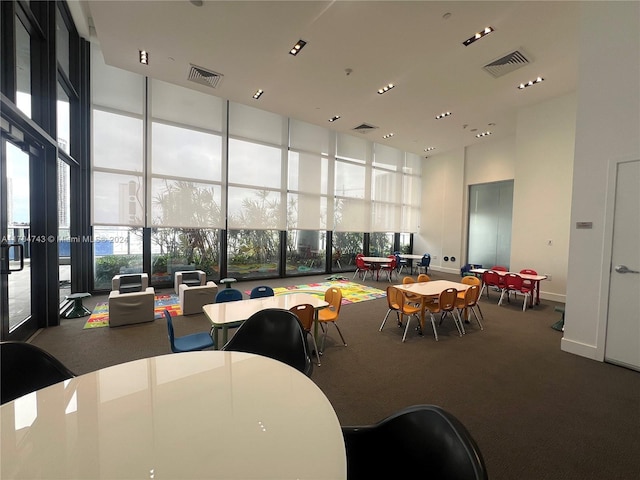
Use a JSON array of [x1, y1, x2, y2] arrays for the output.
[[31, 271, 640, 480]]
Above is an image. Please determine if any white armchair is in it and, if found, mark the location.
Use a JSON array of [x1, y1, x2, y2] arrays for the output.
[[174, 270, 207, 294], [179, 281, 218, 316], [108, 287, 155, 327]]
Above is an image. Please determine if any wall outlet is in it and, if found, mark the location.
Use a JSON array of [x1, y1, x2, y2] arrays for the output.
[[546, 274, 552, 281]]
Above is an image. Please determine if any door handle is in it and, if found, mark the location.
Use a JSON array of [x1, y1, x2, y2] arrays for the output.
[[614, 265, 640, 274], [0, 242, 24, 274]]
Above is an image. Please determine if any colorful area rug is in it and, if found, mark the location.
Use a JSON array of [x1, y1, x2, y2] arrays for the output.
[[83, 294, 181, 329], [246, 280, 386, 305]]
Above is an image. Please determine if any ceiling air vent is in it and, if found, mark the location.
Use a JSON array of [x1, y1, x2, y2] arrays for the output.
[[483, 50, 530, 78], [352, 123, 378, 134], [187, 64, 223, 88]]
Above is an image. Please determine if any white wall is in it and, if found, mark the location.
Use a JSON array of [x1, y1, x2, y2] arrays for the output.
[[512, 93, 576, 302], [562, 2, 640, 361], [417, 92, 575, 302], [415, 148, 465, 274]]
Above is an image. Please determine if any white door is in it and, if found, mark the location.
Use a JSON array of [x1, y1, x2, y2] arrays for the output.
[[604, 159, 640, 370]]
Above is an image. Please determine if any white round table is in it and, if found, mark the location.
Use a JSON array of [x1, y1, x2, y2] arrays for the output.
[[0, 351, 346, 479]]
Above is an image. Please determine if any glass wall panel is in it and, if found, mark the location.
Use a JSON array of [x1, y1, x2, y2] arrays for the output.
[[402, 153, 422, 233], [227, 229, 280, 280], [56, 7, 70, 76], [56, 82, 70, 154], [92, 226, 144, 290], [333, 232, 364, 271], [92, 172, 144, 226], [467, 181, 513, 269], [335, 161, 365, 198], [149, 79, 224, 236], [228, 138, 281, 188], [150, 122, 222, 181], [92, 110, 144, 170], [58, 158, 71, 300], [227, 187, 282, 230], [151, 178, 222, 228], [399, 232, 412, 254], [15, 16, 31, 117], [286, 229, 326, 275], [288, 152, 327, 194], [151, 227, 220, 285], [370, 232, 394, 257], [334, 197, 369, 232]]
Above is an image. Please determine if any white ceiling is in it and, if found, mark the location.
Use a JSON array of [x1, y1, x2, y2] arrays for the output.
[[74, 0, 581, 157]]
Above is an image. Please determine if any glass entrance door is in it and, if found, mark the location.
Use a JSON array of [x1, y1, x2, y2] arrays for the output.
[[1, 137, 38, 340]]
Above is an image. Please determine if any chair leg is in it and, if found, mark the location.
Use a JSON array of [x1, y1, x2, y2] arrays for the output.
[[471, 306, 484, 330], [498, 288, 507, 305], [473, 303, 484, 321], [380, 309, 392, 330], [522, 293, 530, 312], [352, 268, 359, 279], [455, 310, 466, 335], [428, 312, 439, 341], [333, 322, 347, 346], [401, 314, 411, 342]]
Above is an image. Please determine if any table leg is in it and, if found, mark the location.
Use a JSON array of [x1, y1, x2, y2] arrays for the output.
[[211, 326, 220, 350], [222, 326, 229, 346]]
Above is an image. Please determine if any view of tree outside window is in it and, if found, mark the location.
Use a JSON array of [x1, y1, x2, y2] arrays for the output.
[[369, 232, 394, 257]]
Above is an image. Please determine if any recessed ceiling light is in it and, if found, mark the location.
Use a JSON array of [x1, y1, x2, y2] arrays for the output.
[[463, 26, 494, 46], [383, 133, 394, 139], [435, 112, 452, 120], [476, 131, 492, 138], [139, 50, 148, 65], [253, 89, 264, 99], [289, 40, 307, 56], [328, 115, 341, 122], [518, 76, 544, 89], [377, 83, 395, 95]]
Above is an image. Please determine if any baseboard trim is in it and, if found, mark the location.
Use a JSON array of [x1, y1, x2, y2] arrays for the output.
[[561, 337, 600, 361]]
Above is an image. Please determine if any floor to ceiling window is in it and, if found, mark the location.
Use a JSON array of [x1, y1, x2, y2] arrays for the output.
[[2, 0, 87, 339], [88, 42, 420, 290], [149, 79, 224, 285]]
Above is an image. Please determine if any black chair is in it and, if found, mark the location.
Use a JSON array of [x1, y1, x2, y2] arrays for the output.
[[118, 274, 143, 294], [1, 341, 76, 405], [341, 404, 488, 480], [221, 308, 313, 377]]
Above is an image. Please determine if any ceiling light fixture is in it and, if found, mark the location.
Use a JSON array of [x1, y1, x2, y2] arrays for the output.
[[252, 89, 264, 99], [424, 147, 436, 152], [463, 26, 494, 46], [139, 50, 148, 65], [435, 112, 452, 120], [289, 40, 307, 56], [328, 115, 341, 122], [383, 133, 394, 139], [377, 83, 395, 95], [476, 131, 492, 138], [518, 76, 544, 89]]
